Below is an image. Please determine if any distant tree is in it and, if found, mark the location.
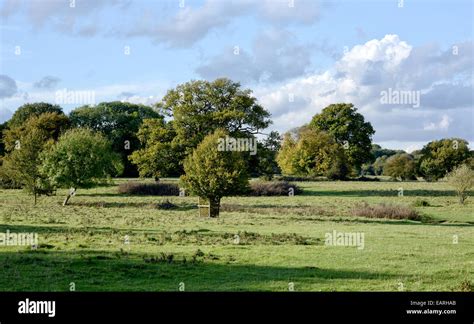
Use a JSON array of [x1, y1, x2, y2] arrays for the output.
[[254, 131, 282, 180], [310, 103, 375, 172], [162, 78, 271, 153], [371, 144, 403, 159], [447, 164, 474, 204], [277, 127, 349, 179], [372, 155, 388, 176], [383, 153, 417, 181], [181, 129, 249, 217], [8, 103, 63, 128], [129, 118, 183, 180], [41, 128, 123, 205], [418, 138, 471, 181], [3, 112, 70, 152], [69, 101, 162, 176], [1, 128, 53, 204]]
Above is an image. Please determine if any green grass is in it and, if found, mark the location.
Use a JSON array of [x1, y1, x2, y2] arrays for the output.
[[0, 179, 473, 291]]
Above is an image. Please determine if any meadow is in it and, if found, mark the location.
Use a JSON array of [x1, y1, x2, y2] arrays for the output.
[[0, 179, 473, 292]]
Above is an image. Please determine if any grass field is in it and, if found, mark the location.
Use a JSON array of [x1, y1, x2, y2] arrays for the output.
[[0, 179, 473, 291]]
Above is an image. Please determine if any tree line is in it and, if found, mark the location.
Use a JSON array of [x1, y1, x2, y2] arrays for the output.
[[0, 78, 472, 213]]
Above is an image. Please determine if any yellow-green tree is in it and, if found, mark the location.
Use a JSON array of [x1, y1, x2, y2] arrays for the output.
[[277, 127, 349, 179], [181, 129, 249, 217]]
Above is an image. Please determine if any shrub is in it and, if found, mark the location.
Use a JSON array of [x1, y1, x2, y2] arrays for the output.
[[413, 199, 431, 207], [351, 202, 421, 221], [118, 182, 180, 196], [249, 181, 302, 196], [446, 164, 474, 204], [383, 153, 417, 180]]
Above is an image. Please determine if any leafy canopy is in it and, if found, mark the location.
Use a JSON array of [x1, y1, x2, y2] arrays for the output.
[[277, 127, 349, 179], [418, 138, 471, 181], [310, 103, 375, 170], [181, 129, 249, 216], [41, 128, 123, 190], [8, 102, 63, 128], [69, 101, 162, 176]]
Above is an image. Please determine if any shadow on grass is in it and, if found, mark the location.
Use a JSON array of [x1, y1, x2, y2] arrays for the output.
[[66, 201, 197, 211], [0, 250, 402, 291], [302, 189, 472, 197]]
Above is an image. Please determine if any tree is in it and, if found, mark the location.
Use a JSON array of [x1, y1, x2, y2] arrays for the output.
[[69, 101, 162, 176], [372, 155, 388, 176], [371, 144, 403, 159], [132, 79, 272, 178], [250, 131, 281, 180], [418, 138, 471, 181], [1, 128, 53, 204], [129, 118, 183, 180], [383, 153, 417, 181], [181, 129, 249, 217], [162, 78, 271, 154], [41, 128, 123, 205], [447, 164, 474, 204], [8, 102, 63, 128], [3, 112, 70, 152], [276, 127, 349, 179], [309, 103, 375, 172]]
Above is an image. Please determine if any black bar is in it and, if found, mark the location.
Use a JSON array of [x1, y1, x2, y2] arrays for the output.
[[0, 292, 472, 322]]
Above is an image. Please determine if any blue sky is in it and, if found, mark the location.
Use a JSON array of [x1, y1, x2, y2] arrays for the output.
[[0, 0, 473, 151]]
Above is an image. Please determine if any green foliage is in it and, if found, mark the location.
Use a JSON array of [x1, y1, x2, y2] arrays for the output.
[[1, 128, 53, 203], [371, 144, 403, 160], [418, 138, 471, 181], [69, 101, 162, 176], [383, 153, 417, 181], [3, 112, 70, 152], [8, 102, 63, 128], [446, 164, 474, 204], [163, 78, 271, 153], [181, 129, 249, 217], [129, 118, 183, 179], [309, 103, 375, 171], [131, 79, 272, 179], [252, 131, 281, 179], [276, 127, 349, 179], [41, 128, 123, 205]]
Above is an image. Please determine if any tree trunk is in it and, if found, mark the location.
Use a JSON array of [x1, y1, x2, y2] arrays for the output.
[[209, 197, 221, 218], [63, 188, 76, 206], [34, 192, 37, 206]]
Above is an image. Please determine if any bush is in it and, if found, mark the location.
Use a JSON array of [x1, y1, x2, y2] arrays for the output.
[[413, 199, 431, 207], [446, 164, 474, 204], [351, 202, 421, 221], [249, 181, 302, 196], [118, 182, 180, 196]]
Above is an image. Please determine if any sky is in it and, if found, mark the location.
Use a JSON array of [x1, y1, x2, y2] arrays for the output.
[[0, 0, 473, 152]]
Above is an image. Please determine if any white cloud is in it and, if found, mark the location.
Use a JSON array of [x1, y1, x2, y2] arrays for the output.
[[254, 35, 473, 147], [196, 28, 313, 83], [423, 114, 452, 131]]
